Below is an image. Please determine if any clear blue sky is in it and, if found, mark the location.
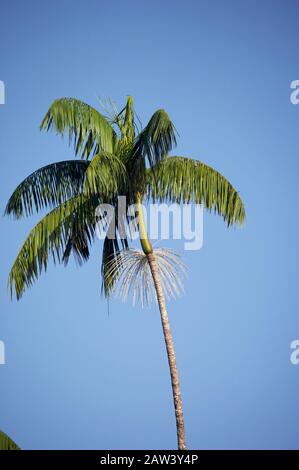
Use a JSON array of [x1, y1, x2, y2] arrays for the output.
[[0, 0, 298, 450]]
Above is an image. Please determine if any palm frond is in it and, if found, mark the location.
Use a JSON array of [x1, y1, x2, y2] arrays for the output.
[[0, 431, 20, 450], [100, 197, 131, 298], [105, 248, 187, 307], [101, 234, 128, 298], [40, 98, 118, 158], [121, 95, 135, 142], [83, 152, 127, 199], [84, 152, 130, 296], [5, 160, 88, 219], [109, 95, 135, 141], [8, 194, 100, 299], [133, 109, 177, 168], [148, 156, 245, 226]]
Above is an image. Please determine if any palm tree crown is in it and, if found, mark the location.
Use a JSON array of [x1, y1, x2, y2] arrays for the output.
[[5, 95, 245, 300]]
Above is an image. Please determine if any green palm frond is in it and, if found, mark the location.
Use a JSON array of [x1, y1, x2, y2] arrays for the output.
[[101, 233, 128, 298], [133, 109, 177, 168], [84, 151, 130, 294], [8, 194, 100, 299], [100, 196, 131, 298], [40, 98, 118, 158], [105, 248, 186, 307], [148, 156, 245, 226], [111, 96, 136, 143], [122, 96, 135, 142], [5, 160, 88, 219], [83, 152, 128, 199], [0, 431, 20, 450], [101, 236, 118, 298]]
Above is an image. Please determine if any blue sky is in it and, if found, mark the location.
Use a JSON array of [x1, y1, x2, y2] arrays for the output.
[[0, 0, 298, 449]]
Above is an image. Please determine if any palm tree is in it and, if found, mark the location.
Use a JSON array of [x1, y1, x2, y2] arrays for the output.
[[0, 430, 20, 450], [5, 96, 245, 450]]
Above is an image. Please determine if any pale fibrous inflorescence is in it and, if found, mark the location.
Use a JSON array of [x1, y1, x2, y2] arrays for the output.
[[105, 248, 187, 307]]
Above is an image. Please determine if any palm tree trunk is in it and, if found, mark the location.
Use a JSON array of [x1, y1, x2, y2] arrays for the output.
[[136, 193, 187, 450], [146, 252, 187, 450]]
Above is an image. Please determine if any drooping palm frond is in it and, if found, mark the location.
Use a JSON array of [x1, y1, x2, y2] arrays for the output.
[[0, 431, 20, 450], [40, 98, 118, 158], [100, 193, 132, 298], [105, 248, 187, 307], [5, 160, 88, 219], [148, 156, 245, 226], [83, 152, 127, 199], [101, 232, 128, 298], [133, 110, 177, 168], [8, 194, 100, 299]]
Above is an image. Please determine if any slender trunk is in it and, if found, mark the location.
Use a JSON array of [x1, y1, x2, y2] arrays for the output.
[[147, 252, 187, 450], [136, 194, 187, 450]]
